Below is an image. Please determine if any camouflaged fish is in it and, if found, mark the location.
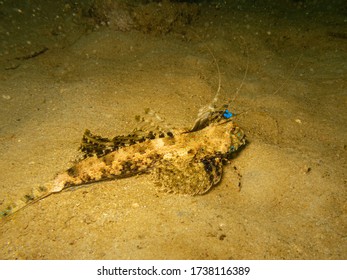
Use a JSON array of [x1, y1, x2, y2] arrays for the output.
[[0, 106, 246, 219]]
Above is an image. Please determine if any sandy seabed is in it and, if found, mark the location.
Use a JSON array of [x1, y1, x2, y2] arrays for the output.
[[0, 1, 346, 259]]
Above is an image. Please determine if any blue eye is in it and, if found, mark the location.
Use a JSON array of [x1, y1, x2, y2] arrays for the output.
[[223, 109, 233, 119]]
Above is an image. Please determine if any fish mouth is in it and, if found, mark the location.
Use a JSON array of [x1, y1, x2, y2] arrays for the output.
[[229, 126, 246, 152]]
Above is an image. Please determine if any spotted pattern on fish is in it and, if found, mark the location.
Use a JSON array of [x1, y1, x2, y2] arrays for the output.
[[0, 109, 246, 219]]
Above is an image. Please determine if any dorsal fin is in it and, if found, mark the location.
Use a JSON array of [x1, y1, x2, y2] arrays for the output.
[[80, 108, 177, 159], [190, 104, 230, 132]]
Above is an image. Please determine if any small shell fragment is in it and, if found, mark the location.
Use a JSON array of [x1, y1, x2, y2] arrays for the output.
[[2, 95, 11, 100]]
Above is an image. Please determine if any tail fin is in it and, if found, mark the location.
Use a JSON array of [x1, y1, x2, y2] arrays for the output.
[[0, 182, 56, 219]]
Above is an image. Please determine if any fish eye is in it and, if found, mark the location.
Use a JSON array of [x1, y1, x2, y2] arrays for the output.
[[223, 109, 233, 119]]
